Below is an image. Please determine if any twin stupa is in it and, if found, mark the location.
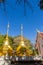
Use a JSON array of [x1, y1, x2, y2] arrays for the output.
[[0, 23, 31, 56]]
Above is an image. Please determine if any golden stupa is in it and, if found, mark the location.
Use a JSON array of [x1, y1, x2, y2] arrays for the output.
[[0, 23, 13, 56], [16, 24, 32, 56]]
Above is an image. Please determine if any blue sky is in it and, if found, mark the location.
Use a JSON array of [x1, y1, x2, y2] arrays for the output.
[[0, 0, 43, 44]]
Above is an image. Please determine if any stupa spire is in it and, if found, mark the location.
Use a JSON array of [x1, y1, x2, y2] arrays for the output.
[[6, 22, 10, 40], [4, 22, 10, 45], [7, 22, 9, 35], [20, 24, 25, 46], [21, 24, 23, 41]]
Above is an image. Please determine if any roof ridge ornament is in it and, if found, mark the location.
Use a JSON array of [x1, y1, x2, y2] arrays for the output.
[[36, 29, 40, 33]]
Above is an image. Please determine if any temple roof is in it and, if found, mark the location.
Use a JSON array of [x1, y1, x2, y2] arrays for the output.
[[39, 32, 43, 38], [38, 32, 43, 38], [40, 32, 43, 36]]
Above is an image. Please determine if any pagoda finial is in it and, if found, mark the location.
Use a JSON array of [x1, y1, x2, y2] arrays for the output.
[[21, 24, 23, 37], [7, 22, 10, 35], [6, 22, 10, 40], [36, 29, 40, 33], [20, 24, 25, 46]]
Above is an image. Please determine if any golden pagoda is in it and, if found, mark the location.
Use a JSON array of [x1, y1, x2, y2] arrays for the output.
[[1, 23, 13, 56], [16, 24, 31, 56]]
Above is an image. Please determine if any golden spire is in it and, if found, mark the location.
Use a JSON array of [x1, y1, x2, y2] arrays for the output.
[[20, 24, 25, 46], [6, 22, 9, 40], [5, 22, 10, 45], [2, 23, 13, 55], [21, 24, 23, 40]]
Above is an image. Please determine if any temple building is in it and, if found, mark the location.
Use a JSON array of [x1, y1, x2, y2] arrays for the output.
[[35, 30, 43, 57]]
